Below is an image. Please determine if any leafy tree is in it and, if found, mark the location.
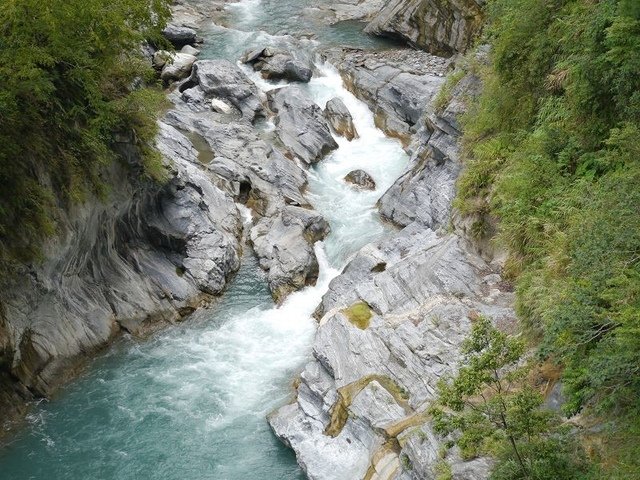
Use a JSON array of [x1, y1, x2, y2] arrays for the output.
[[0, 0, 170, 266], [430, 317, 592, 479]]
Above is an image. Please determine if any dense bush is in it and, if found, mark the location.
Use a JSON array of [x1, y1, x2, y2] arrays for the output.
[[455, 0, 640, 476], [0, 0, 170, 265]]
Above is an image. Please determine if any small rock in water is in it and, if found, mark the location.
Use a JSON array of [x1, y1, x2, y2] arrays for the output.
[[344, 170, 376, 190], [324, 97, 359, 141]]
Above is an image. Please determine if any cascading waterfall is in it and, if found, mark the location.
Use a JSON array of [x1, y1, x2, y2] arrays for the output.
[[0, 1, 409, 478]]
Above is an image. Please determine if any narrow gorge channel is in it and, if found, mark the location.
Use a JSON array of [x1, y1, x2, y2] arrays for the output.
[[0, 1, 412, 478]]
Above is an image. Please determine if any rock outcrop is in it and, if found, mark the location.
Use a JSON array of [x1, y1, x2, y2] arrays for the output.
[[324, 48, 448, 146], [379, 68, 482, 229], [166, 62, 331, 303], [324, 97, 359, 141], [364, 0, 485, 56], [270, 223, 512, 480], [269, 86, 339, 165]]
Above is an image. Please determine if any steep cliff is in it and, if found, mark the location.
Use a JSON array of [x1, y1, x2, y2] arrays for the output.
[[364, 0, 485, 56]]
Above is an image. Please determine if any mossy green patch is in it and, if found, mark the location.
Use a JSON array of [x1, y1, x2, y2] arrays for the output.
[[342, 302, 372, 330]]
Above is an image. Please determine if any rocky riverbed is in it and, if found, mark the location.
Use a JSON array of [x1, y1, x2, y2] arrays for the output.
[[1, 1, 514, 479]]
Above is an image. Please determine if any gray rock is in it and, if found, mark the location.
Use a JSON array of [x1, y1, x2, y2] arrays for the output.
[[160, 52, 197, 82], [269, 86, 339, 165], [180, 59, 266, 121], [364, 0, 485, 56], [251, 206, 330, 303], [162, 24, 197, 49], [324, 48, 447, 146], [324, 97, 358, 141], [180, 45, 200, 56], [243, 48, 313, 83], [379, 71, 482, 230], [344, 170, 376, 190], [270, 224, 515, 480], [152, 50, 172, 69]]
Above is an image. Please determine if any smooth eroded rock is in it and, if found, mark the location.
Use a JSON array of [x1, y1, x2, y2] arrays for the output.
[[179, 59, 265, 121], [364, 0, 485, 56], [324, 97, 359, 141], [269, 86, 338, 165], [160, 53, 197, 82]]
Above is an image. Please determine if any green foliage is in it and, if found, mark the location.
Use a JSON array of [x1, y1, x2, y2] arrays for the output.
[[430, 318, 592, 479], [456, 1, 640, 473], [435, 459, 453, 480], [342, 302, 373, 329], [0, 0, 170, 266], [434, 69, 466, 113]]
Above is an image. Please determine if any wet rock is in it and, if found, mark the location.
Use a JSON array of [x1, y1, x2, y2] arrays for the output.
[[160, 52, 197, 82], [162, 24, 198, 49], [324, 97, 359, 141], [243, 48, 313, 83], [344, 170, 376, 190], [251, 206, 330, 303], [364, 0, 485, 56], [179, 60, 266, 121], [324, 48, 447, 146], [269, 86, 339, 165]]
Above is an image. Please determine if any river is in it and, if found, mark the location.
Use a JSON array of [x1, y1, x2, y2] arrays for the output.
[[0, 1, 408, 478]]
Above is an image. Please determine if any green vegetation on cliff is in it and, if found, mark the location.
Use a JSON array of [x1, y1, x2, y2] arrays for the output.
[[0, 0, 170, 265], [456, 0, 640, 476]]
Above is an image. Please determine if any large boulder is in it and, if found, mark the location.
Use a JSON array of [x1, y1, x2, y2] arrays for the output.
[[179, 59, 265, 121], [324, 97, 359, 141], [160, 52, 197, 82], [251, 206, 330, 303], [162, 24, 198, 49], [364, 0, 485, 56], [269, 86, 339, 165], [243, 48, 313, 83]]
